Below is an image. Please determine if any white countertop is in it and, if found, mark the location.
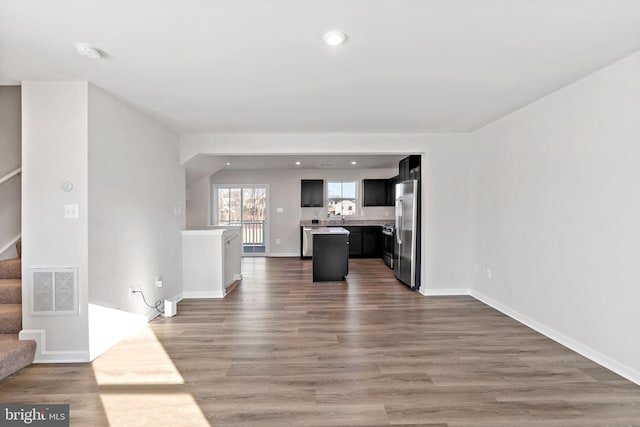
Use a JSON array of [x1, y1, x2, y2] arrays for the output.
[[310, 227, 350, 235]]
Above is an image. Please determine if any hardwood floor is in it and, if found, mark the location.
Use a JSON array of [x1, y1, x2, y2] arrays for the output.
[[1, 257, 640, 426]]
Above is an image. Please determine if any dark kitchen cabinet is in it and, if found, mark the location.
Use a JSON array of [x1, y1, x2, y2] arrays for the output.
[[345, 227, 362, 256], [399, 155, 421, 182], [362, 179, 388, 206], [344, 226, 381, 258], [386, 175, 398, 206], [300, 179, 324, 207], [362, 227, 382, 258], [363, 178, 397, 207]]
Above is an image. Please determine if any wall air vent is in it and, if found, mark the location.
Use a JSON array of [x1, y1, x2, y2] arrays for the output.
[[31, 268, 79, 315]]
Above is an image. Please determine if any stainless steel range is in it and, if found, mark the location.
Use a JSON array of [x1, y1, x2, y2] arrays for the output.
[[381, 223, 396, 269]]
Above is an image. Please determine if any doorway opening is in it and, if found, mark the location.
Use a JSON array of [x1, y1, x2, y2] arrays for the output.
[[213, 185, 269, 255]]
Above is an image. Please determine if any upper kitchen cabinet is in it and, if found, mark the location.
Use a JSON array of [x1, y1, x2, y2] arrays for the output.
[[301, 179, 324, 207], [362, 179, 387, 206], [399, 155, 421, 182], [386, 175, 398, 206], [363, 178, 396, 207]]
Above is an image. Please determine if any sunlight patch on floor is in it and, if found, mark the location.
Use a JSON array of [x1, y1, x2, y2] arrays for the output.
[[92, 325, 184, 385], [99, 393, 210, 427]]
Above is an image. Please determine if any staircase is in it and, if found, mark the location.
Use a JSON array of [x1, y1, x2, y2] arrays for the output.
[[0, 240, 35, 381]]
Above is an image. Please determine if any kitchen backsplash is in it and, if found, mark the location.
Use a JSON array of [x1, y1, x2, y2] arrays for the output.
[[300, 206, 395, 221]]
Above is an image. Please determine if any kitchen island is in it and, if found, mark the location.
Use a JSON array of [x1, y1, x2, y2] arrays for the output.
[[311, 227, 349, 282]]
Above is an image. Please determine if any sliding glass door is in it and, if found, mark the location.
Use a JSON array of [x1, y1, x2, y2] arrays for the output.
[[214, 185, 269, 255]]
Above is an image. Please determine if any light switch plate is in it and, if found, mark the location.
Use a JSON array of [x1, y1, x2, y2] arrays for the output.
[[276, 207, 284, 213], [64, 204, 79, 219]]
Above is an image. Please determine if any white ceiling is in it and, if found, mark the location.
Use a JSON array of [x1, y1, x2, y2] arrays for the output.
[[1, 1, 640, 134]]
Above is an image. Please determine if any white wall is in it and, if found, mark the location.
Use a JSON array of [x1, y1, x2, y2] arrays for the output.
[[0, 86, 21, 259], [21, 81, 90, 361], [186, 175, 210, 228], [421, 137, 473, 294], [208, 168, 398, 256], [471, 50, 640, 382], [88, 84, 184, 317]]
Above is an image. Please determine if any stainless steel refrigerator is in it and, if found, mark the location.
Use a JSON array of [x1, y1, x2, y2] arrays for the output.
[[394, 180, 419, 289]]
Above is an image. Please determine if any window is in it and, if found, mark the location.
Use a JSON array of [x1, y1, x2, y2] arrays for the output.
[[327, 181, 357, 216]]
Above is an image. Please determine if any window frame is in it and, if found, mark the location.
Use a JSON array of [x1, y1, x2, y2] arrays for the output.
[[327, 180, 358, 217]]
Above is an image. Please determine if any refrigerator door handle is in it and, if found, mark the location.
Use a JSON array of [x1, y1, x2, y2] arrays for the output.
[[395, 197, 403, 245]]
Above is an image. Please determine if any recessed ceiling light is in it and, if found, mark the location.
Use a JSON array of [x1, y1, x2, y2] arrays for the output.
[[75, 43, 102, 59], [324, 31, 347, 47], [226, 162, 231, 166], [295, 161, 301, 165], [351, 161, 357, 165]]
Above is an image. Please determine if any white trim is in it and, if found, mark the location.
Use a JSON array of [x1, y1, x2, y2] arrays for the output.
[[0, 234, 21, 259], [0, 167, 21, 186], [233, 273, 243, 281], [470, 289, 640, 386], [19, 329, 90, 363], [268, 253, 299, 258], [419, 287, 470, 296], [183, 291, 226, 299], [167, 292, 184, 304]]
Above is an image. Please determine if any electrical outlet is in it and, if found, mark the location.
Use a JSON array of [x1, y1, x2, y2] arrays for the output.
[[155, 278, 163, 288], [128, 286, 136, 298], [275, 238, 281, 245], [486, 268, 492, 279]]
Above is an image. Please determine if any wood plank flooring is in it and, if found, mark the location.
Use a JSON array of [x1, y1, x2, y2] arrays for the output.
[[1, 257, 640, 426]]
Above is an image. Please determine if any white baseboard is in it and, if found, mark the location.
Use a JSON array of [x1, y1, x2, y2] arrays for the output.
[[19, 329, 90, 363], [233, 273, 243, 281], [268, 252, 299, 257], [470, 289, 640, 386], [419, 287, 471, 296], [167, 292, 183, 303], [182, 291, 225, 299]]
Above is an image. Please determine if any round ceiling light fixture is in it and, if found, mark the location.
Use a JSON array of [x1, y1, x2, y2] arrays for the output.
[[351, 161, 357, 165], [323, 31, 347, 47], [295, 161, 301, 166], [75, 43, 103, 59], [226, 162, 231, 166]]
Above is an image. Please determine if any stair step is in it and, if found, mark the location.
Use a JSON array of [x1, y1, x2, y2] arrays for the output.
[[0, 334, 36, 381], [0, 258, 21, 280], [0, 304, 21, 334], [0, 279, 21, 304]]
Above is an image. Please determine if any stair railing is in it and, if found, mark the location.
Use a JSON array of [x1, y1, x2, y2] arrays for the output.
[[0, 167, 21, 187]]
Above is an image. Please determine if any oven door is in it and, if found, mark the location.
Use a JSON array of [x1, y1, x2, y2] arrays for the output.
[[381, 229, 395, 268]]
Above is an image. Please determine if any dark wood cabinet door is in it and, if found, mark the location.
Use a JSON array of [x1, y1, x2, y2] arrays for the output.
[[362, 227, 382, 258], [345, 227, 362, 256], [386, 176, 398, 206], [362, 179, 387, 206], [301, 179, 323, 207]]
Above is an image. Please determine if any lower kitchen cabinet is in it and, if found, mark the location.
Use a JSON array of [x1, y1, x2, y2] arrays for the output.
[[347, 227, 362, 256], [344, 226, 382, 258], [362, 227, 382, 258], [300, 225, 383, 259]]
